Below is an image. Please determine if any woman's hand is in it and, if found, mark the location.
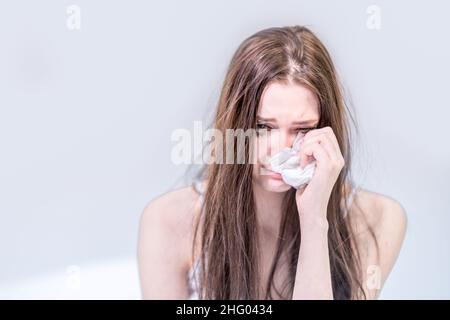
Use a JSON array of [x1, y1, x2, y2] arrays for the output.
[[295, 126, 345, 229]]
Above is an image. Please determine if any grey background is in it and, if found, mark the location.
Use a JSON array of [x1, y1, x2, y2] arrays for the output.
[[0, 0, 449, 298]]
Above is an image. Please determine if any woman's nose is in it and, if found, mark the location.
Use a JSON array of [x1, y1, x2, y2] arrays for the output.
[[272, 130, 295, 153]]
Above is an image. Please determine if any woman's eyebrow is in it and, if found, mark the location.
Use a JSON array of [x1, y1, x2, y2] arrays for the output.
[[292, 119, 319, 125], [257, 115, 318, 125]]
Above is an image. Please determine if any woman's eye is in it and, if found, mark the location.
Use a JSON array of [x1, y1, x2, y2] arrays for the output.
[[296, 127, 316, 135], [256, 123, 272, 130]]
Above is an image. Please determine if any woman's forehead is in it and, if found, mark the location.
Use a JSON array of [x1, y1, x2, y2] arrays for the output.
[[258, 82, 320, 121]]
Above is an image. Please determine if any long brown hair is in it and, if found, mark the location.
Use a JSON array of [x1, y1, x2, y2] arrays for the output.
[[191, 25, 377, 299]]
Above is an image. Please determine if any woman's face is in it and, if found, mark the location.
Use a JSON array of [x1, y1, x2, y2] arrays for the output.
[[252, 81, 320, 193]]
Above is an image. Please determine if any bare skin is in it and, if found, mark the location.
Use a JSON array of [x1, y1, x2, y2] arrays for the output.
[[138, 181, 406, 299], [138, 82, 407, 300]]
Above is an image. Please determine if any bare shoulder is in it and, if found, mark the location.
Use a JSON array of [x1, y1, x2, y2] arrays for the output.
[[139, 183, 203, 265], [140, 184, 202, 232], [137, 183, 203, 298], [349, 187, 407, 235], [348, 187, 407, 299]]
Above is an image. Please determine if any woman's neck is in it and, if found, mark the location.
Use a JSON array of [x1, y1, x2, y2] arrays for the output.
[[252, 181, 287, 239]]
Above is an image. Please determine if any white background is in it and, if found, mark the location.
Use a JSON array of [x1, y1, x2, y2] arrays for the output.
[[0, 0, 449, 299]]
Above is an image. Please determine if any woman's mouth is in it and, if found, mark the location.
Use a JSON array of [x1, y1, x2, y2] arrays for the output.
[[262, 166, 283, 180], [268, 171, 283, 180]]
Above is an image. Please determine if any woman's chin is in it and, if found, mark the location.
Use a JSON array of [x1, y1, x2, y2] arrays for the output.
[[261, 175, 292, 192]]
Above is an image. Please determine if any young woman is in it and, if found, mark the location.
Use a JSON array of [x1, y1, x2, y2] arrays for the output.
[[138, 25, 407, 300]]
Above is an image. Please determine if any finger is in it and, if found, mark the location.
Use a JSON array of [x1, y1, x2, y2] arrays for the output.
[[325, 127, 341, 152], [299, 140, 328, 170], [300, 140, 331, 168], [304, 126, 340, 154], [301, 133, 339, 163], [300, 152, 315, 169], [298, 137, 321, 170], [321, 127, 342, 157], [301, 136, 345, 171]]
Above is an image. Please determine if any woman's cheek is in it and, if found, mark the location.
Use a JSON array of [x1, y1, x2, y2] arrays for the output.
[[251, 139, 266, 177]]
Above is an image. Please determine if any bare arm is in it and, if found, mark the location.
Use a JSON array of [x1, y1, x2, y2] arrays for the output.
[[291, 195, 407, 300], [357, 197, 408, 299], [292, 214, 334, 299], [137, 198, 191, 299]]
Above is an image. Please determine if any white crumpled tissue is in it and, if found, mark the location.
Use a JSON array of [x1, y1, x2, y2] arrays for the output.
[[268, 132, 317, 189]]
